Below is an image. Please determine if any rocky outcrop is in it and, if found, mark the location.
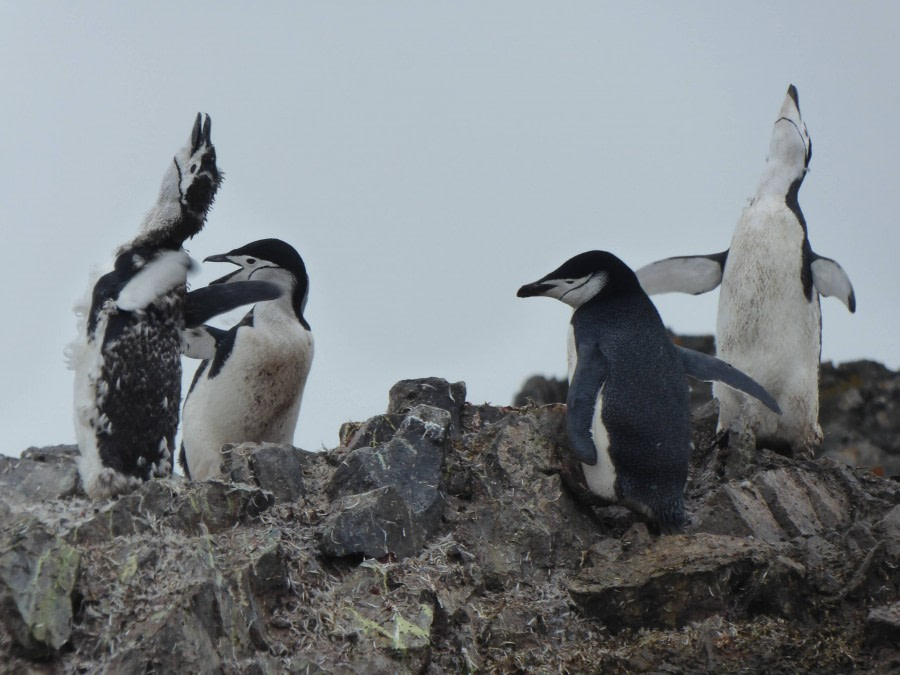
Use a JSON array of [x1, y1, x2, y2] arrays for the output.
[[2, 375, 898, 672]]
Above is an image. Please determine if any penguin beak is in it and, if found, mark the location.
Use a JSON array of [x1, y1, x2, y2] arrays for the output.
[[517, 281, 553, 298], [204, 253, 241, 285]]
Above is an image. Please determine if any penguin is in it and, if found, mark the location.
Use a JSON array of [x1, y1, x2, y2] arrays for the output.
[[179, 238, 314, 481], [635, 85, 855, 455], [67, 114, 280, 499], [518, 251, 780, 533]]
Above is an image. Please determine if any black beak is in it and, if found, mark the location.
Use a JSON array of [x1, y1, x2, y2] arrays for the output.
[[202, 114, 212, 144], [204, 253, 240, 285], [190, 113, 203, 154], [517, 281, 552, 298]]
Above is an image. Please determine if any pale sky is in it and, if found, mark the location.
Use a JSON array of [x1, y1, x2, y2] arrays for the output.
[[2, 3, 897, 458]]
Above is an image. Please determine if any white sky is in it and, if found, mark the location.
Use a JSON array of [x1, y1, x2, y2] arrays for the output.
[[2, 3, 897, 457]]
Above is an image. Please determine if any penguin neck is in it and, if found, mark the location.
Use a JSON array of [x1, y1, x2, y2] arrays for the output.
[[755, 159, 805, 203], [129, 200, 204, 252], [254, 289, 308, 330]]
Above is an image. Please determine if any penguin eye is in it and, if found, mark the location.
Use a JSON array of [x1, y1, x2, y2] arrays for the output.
[[246, 258, 256, 265], [189, 164, 197, 174]]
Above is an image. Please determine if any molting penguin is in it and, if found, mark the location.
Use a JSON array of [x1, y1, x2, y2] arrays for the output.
[[518, 251, 780, 533], [180, 238, 314, 481], [635, 86, 855, 455], [67, 115, 279, 499]]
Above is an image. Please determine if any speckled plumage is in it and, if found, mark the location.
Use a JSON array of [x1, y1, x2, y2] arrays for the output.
[[68, 114, 221, 499]]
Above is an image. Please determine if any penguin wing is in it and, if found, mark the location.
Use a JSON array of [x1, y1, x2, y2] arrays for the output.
[[635, 251, 728, 296], [183, 326, 227, 360], [566, 341, 609, 465], [184, 280, 281, 328], [116, 250, 193, 311], [676, 346, 781, 414], [810, 254, 856, 312]]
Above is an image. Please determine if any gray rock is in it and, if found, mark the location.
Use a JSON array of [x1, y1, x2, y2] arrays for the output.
[[327, 405, 449, 547], [866, 602, 900, 646], [692, 466, 850, 543], [568, 534, 802, 632], [0, 516, 80, 657], [513, 374, 568, 406], [388, 377, 466, 436], [320, 486, 419, 559], [221, 443, 321, 504], [0, 452, 79, 507], [339, 413, 405, 450]]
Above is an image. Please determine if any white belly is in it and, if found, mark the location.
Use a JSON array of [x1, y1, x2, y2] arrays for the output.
[[580, 389, 617, 501], [182, 323, 313, 480], [715, 199, 822, 449]]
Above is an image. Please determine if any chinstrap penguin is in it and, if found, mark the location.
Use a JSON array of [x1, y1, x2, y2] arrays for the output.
[[180, 238, 314, 481], [635, 85, 855, 455], [67, 114, 278, 499], [518, 251, 780, 533]]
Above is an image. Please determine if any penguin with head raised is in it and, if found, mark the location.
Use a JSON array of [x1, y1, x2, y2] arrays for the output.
[[519, 251, 780, 533], [68, 115, 280, 499], [180, 238, 314, 481], [635, 85, 855, 455]]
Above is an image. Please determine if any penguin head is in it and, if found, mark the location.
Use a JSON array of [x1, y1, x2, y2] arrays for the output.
[[517, 251, 640, 308], [766, 85, 812, 181], [205, 238, 310, 322]]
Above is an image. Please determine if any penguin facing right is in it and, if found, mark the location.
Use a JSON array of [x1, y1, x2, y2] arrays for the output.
[[518, 251, 780, 533], [180, 239, 314, 481], [635, 85, 856, 455]]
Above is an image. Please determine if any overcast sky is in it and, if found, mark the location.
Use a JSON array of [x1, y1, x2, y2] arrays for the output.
[[2, 3, 897, 459]]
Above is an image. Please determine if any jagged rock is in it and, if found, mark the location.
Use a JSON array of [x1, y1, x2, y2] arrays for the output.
[[339, 413, 405, 450], [319, 486, 419, 559], [388, 377, 466, 436], [0, 449, 79, 509], [693, 465, 851, 542], [0, 516, 80, 657], [568, 534, 804, 632], [451, 405, 604, 587], [866, 602, 900, 646], [220, 442, 319, 503], [327, 405, 449, 551], [71, 479, 274, 544], [4, 368, 900, 673], [513, 374, 568, 406], [323, 562, 435, 672]]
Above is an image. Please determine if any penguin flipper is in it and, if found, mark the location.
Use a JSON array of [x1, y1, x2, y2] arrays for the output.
[[810, 254, 856, 313], [635, 251, 728, 296], [676, 346, 781, 414], [183, 325, 227, 360], [116, 250, 193, 311], [184, 280, 281, 328], [566, 341, 609, 465]]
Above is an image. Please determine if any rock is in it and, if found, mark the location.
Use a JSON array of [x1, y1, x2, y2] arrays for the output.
[[0, 516, 80, 657], [221, 442, 316, 503], [327, 405, 449, 549], [339, 413, 405, 450], [388, 377, 466, 436], [324, 562, 435, 672], [3, 369, 900, 673], [513, 374, 568, 406], [0, 451, 79, 508], [319, 486, 419, 559], [568, 534, 802, 632], [820, 360, 900, 474], [693, 466, 851, 543], [866, 602, 900, 646]]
